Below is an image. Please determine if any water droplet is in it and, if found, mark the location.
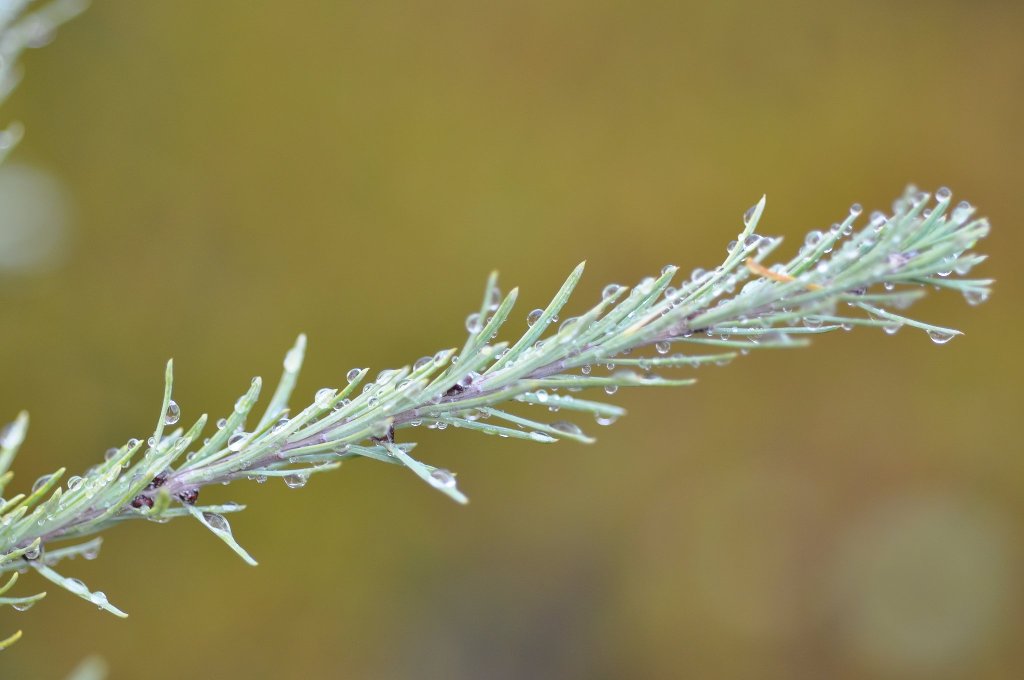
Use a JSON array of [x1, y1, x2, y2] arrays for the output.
[[66, 475, 84, 492], [314, 388, 335, 408], [743, 235, 761, 248], [127, 438, 140, 449], [23, 545, 40, 560], [551, 421, 582, 436], [951, 200, 973, 224], [147, 437, 157, 448], [927, 329, 955, 345], [559, 316, 579, 333], [580, 364, 591, 375], [12, 601, 35, 612], [346, 368, 362, 383], [595, 414, 618, 426], [428, 468, 457, 490], [526, 309, 544, 327], [486, 287, 502, 311], [882, 323, 902, 335], [413, 356, 432, 371], [202, 512, 230, 532], [655, 341, 670, 355], [91, 591, 109, 609], [66, 578, 87, 595], [935, 186, 952, 202], [284, 473, 308, 489], [164, 400, 180, 425], [227, 432, 247, 452], [602, 284, 624, 300], [742, 203, 758, 226], [726, 240, 738, 253], [661, 264, 676, 276], [604, 385, 618, 395], [535, 389, 548, 403], [804, 230, 823, 248], [465, 312, 483, 333], [803, 316, 823, 329], [31, 475, 51, 494], [963, 289, 989, 306], [849, 203, 863, 218], [690, 268, 707, 283], [869, 212, 887, 231]]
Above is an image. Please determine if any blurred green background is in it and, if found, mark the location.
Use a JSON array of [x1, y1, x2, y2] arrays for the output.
[[0, 1, 1021, 678]]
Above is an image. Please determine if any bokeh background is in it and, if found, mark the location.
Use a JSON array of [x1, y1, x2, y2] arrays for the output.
[[0, 1, 1021, 678]]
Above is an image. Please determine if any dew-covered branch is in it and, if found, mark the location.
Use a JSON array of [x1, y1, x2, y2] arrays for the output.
[[0, 186, 991, 630]]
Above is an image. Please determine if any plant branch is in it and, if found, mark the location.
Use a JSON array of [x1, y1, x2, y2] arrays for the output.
[[0, 186, 992, 629]]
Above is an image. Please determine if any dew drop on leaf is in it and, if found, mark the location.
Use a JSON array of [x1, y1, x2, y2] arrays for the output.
[[927, 329, 955, 345], [551, 421, 582, 436], [963, 289, 988, 306], [164, 400, 180, 425], [202, 512, 230, 533], [283, 473, 308, 489], [314, 388, 335, 408], [227, 432, 247, 452], [742, 203, 757, 227], [91, 591, 109, 609], [602, 284, 623, 300], [428, 468, 456, 490]]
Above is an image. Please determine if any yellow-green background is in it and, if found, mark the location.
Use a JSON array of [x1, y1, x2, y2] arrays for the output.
[[1, 1, 1022, 678]]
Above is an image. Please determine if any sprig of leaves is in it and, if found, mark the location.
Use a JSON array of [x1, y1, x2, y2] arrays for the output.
[[0, 186, 991, 639]]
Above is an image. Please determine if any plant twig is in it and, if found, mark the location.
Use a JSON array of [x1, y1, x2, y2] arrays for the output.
[[0, 186, 992, 634]]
